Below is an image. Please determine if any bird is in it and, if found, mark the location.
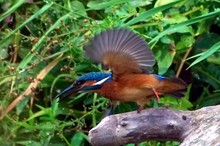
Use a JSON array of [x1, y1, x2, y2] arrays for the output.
[[56, 28, 187, 113]]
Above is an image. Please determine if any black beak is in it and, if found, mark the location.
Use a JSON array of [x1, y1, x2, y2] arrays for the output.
[[55, 84, 81, 101]]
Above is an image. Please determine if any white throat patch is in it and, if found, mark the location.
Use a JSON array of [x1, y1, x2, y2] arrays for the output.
[[93, 76, 111, 85]]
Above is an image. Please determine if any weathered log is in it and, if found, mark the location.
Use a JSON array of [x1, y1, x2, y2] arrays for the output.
[[88, 105, 220, 146]]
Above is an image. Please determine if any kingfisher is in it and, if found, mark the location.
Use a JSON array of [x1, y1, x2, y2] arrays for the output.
[[56, 28, 187, 112]]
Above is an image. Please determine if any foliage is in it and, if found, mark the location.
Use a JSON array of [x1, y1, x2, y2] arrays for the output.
[[0, 0, 220, 145]]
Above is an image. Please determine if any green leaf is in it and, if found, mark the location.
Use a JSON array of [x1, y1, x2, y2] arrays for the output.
[[188, 41, 220, 69], [70, 1, 87, 18], [129, 0, 152, 7], [115, 3, 136, 18], [71, 131, 88, 146], [160, 85, 193, 110], [163, 14, 188, 24], [51, 98, 59, 118], [196, 93, 220, 108], [181, 35, 195, 47], [160, 35, 173, 44], [87, 0, 130, 10], [16, 141, 41, 146], [154, 0, 178, 7], [207, 55, 220, 65], [176, 35, 195, 50], [0, 76, 15, 86], [177, 85, 193, 110], [26, 107, 50, 121], [155, 46, 175, 75], [123, 0, 181, 26], [115, 102, 138, 113], [16, 95, 30, 115], [149, 9, 220, 44], [175, 26, 193, 34], [0, 48, 8, 59]]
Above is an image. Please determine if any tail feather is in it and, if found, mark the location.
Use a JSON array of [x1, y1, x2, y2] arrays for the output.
[[158, 77, 187, 98], [167, 89, 187, 98]]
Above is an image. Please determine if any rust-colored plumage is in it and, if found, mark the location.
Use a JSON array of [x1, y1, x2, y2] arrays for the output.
[[57, 28, 187, 112]]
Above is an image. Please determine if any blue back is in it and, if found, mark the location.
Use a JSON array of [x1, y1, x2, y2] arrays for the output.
[[77, 72, 112, 90], [76, 72, 112, 82], [152, 74, 165, 80]]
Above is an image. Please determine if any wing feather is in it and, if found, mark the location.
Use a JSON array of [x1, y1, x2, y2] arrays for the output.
[[84, 28, 155, 79]]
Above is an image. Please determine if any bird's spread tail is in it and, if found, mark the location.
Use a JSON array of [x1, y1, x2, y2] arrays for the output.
[[158, 77, 187, 98]]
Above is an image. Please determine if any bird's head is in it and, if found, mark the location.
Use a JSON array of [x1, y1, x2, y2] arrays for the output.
[[56, 72, 112, 100]]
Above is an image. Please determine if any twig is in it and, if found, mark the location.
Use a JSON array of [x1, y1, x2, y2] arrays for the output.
[[176, 47, 192, 78]]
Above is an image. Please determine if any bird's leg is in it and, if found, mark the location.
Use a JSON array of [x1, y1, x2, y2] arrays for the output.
[[104, 100, 119, 116], [137, 103, 145, 113], [137, 106, 143, 113], [152, 87, 160, 103]]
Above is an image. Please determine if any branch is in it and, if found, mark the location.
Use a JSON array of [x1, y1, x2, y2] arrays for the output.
[[88, 105, 220, 146]]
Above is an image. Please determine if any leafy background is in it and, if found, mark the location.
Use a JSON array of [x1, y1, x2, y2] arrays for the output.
[[0, 0, 220, 145]]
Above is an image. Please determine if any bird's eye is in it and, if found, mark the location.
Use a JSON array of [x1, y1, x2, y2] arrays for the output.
[[74, 80, 85, 86]]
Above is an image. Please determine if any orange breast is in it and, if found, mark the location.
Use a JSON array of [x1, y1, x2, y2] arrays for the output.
[[95, 73, 186, 109], [95, 74, 160, 102]]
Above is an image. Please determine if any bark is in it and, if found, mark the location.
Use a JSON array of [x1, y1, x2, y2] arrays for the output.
[[88, 105, 220, 146]]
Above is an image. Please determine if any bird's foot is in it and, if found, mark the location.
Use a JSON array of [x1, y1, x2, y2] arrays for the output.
[[137, 106, 143, 113], [152, 88, 160, 103]]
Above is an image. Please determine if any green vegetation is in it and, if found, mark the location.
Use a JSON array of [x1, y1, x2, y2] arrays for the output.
[[0, 0, 220, 145]]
